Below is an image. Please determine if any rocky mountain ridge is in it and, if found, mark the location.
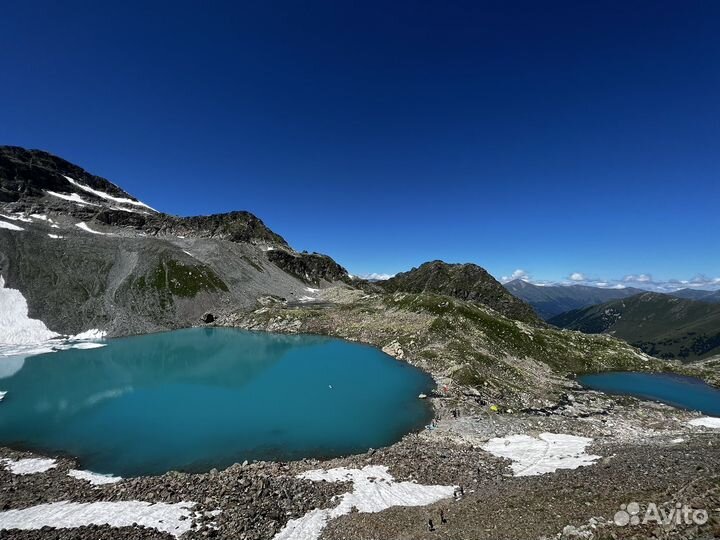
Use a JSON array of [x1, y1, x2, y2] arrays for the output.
[[0, 146, 290, 247], [382, 261, 540, 324], [0, 146, 351, 337]]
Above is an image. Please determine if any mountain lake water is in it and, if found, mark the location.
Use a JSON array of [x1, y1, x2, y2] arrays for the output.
[[578, 371, 720, 416], [0, 328, 434, 477]]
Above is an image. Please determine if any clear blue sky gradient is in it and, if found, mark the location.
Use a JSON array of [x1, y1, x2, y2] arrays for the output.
[[1, 1, 718, 283]]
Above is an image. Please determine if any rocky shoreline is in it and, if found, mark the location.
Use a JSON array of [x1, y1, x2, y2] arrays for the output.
[[1, 387, 719, 539]]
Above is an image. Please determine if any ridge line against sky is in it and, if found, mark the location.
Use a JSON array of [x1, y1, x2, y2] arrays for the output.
[[1, 1, 718, 282]]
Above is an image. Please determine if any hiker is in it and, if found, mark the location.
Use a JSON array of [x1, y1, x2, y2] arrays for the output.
[[428, 518, 435, 531]]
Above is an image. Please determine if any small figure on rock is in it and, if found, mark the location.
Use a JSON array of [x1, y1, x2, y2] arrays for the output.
[[428, 518, 435, 532]]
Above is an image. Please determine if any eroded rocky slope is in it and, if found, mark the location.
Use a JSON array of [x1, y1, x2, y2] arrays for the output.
[[0, 146, 350, 337]]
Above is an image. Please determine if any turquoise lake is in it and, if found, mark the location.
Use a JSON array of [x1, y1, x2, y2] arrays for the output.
[[0, 328, 434, 477], [578, 372, 720, 416]]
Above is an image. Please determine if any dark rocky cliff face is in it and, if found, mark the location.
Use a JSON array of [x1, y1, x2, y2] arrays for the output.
[[0, 146, 135, 202], [0, 146, 289, 248], [266, 249, 350, 286], [381, 260, 541, 324]]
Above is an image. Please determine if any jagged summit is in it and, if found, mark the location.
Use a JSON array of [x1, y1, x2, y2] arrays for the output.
[[0, 146, 144, 205], [381, 260, 540, 324], [0, 145, 291, 248]]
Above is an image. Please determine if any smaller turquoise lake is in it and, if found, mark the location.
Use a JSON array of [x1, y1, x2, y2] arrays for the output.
[[0, 328, 434, 477], [579, 372, 720, 416]]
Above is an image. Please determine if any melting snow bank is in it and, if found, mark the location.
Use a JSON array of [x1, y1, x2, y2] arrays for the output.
[[75, 222, 110, 235], [1, 458, 58, 475], [0, 220, 24, 231], [68, 469, 122, 485], [64, 175, 157, 212], [482, 433, 601, 476], [0, 276, 59, 346], [46, 190, 100, 207], [0, 273, 106, 358], [0, 501, 195, 538], [272, 465, 456, 540], [71, 329, 107, 341], [1, 457, 121, 485], [689, 417, 720, 429]]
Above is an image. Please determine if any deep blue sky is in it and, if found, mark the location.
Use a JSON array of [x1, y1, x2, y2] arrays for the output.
[[1, 1, 718, 286]]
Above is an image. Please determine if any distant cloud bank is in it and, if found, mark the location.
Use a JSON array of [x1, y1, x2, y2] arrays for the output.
[[501, 268, 720, 292], [360, 272, 395, 281]]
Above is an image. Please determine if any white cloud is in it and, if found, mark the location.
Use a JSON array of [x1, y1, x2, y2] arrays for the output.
[[624, 273, 652, 283], [501, 268, 720, 292], [501, 269, 531, 283], [360, 273, 395, 281]]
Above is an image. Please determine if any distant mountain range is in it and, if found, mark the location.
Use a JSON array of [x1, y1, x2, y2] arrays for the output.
[[503, 279, 645, 320], [504, 279, 720, 320], [669, 288, 720, 303], [549, 292, 720, 362]]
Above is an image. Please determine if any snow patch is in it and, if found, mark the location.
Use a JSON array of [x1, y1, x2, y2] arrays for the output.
[[688, 417, 720, 429], [482, 433, 601, 476], [0, 276, 60, 347], [0, 220, 24, 232], [0, 391, 6, 401], [62, 329, 107, 351], [71, 329, 107, 341], [68, 469, 122, 485], [305, 287, 320, 293], [272, 465, 456, 540], [1, 458, 58, 475], [48, 234, 64, 239], [0, 213, 32, 223], [298, 296, 316, 302], [70, 342, 106, 350], [0, 277, 106, 358], [64, 175, 157, 212], [0, 501, 196, 538], [75, 222, 109, 235], [46, 190, 100, 206], [109, 205, 145, 214]]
